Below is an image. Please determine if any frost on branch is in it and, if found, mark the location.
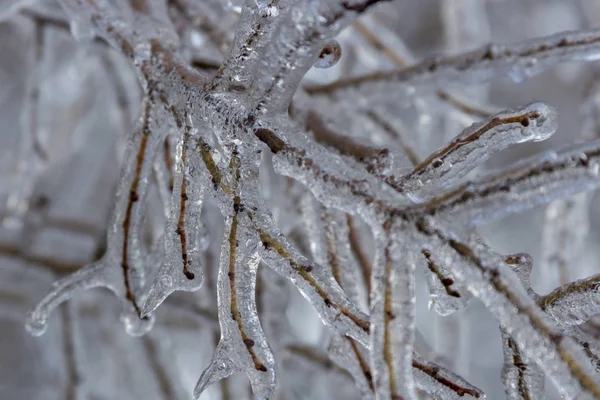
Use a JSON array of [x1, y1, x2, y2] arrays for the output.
[[3, 0, 600, 399]]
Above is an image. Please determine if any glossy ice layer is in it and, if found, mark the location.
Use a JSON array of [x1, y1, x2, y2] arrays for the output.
[[3, 1, 600, 399]]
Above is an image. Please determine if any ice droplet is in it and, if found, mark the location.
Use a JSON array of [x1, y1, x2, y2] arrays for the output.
[[121, 308, 155, 337], [25, 310, 47, 337], [524, 102, 558, 142], [314, 40, 342, 69], [69, 19, 96, 42], [258, 3, 279, 19]]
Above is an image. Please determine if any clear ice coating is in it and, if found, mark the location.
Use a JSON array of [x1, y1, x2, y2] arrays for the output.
[[500, 253, 545, 400], [195, 216, 276, 399], [6, 0, 600, 399], [142, 122, 207, 316], [399, 102, 558, 195]]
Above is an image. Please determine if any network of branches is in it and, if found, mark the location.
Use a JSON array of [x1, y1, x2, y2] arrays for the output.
[[2, 0, 600, 399]]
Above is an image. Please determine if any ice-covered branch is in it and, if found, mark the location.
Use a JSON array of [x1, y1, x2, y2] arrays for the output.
[[143, 115, 208, 315], [254, 123, 407, 218], [416, 222, 600, 398], [347, 215, 374, 295], [539, 274, 600, 327], [250, 0, 392, 112], [195, 181, 276, 400], [408, 140, 600, 227], [399, 102, 557, 196], [352, 17, 496, 119], [411, 352, 484, 400], [500, 253, 545, 400], [255, 218, 371, 344], [369, 223, 417, 400], [288, 343, 485, 400], [3, 18, 47, 227], [420, 246, 472, 316], [209, 0, 283, 91], [305, 109, 395, 183], [301, 195, 374, 397], [190, 134, 372, 344], [26, 94, 171, 336], [306, 29, 600, 96], [15, 1, 600, 398]]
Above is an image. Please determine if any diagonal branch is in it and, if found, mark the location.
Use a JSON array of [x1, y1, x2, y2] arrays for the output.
[[352, 18, 495, 119], [415, 222, 600, 399], [399, 102, 557, 195], [406, 140, 600, 227], [306, 29, 600, 96]]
